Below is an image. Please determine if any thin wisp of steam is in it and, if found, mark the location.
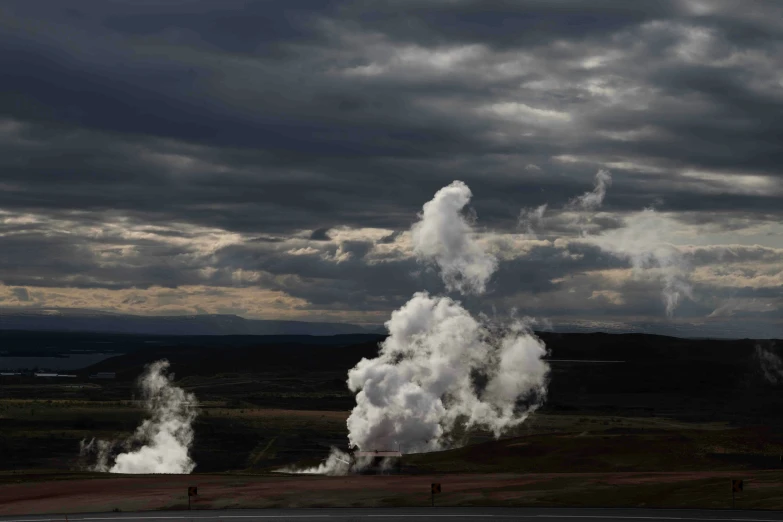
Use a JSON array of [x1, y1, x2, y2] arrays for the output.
[[568, 169, 612, 212], [275, 448, 377, 476], [79, 438, 113, 471], [756, 343, 783, 385], [565, 169, 613, 236], [80, 360, 198, 474], [518, 204, 547, 238], [276, 448, 354, 476]]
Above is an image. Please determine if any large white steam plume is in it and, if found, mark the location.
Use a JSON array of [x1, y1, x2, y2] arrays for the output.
[[347, 292, 549, 453], [80, 360, 198, 474], [350, 182, 549, 451], [281, 180, 550, 475], [345, 181, 548, 454], [411, 180, 497, 295]]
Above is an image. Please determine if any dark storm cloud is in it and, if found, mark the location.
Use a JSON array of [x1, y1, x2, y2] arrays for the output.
[[0, 233, 200, 290], [689, 245, 783, 266], [211, 240, 423, 308], [2, 0, 780, 228], [0, 0, 781, 327], [205, 238, 632, 310], [10, 287, 30, 302], [332, 0, 685, 49], [101, 2, 325, 55], [250, 235, 286, 243], [309, 227, 333, 241], [378, 231, 402, 244], [0, 219, 617, 310]]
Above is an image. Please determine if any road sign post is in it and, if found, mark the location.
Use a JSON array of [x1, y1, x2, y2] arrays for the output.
[[431, 483, 441, 507], [188, 486, 198, 511], [731, 479, 743, 509]]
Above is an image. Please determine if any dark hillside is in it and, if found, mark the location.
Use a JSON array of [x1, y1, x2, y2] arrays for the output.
[[75, 332, 783, 424], [83, 338, 383, 381], [0, 329, 384, 356]]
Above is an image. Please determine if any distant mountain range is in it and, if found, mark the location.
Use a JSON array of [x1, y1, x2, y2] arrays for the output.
[[0, 308, 385, 336], [545, 318, 781, 340], [0, 307, 778, 339]]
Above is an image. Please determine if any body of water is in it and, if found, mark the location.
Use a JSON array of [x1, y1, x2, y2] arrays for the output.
[[0, 353, 116, 371]]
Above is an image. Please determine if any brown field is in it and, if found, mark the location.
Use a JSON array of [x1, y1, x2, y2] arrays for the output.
[[213, 408, 350, 421], [1, 470, 782, 515], [2, 409, 783, 515]]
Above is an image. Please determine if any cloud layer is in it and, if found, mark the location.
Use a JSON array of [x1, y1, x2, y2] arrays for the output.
[[0, 1, 780, 337]]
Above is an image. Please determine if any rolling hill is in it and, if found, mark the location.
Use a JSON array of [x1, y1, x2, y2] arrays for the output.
[[0, 308, 382, 336]]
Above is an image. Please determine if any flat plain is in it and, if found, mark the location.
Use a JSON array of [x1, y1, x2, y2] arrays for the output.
[[1, 331, 782, 514]]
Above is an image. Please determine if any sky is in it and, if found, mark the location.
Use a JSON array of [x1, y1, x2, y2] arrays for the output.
[[0, 1, 781, 337]]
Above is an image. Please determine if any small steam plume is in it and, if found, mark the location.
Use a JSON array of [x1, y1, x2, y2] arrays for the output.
[[277, 448, 354, 476], [566, 169, 613, 236], [756, 343, 783, 385], [80, 360, 198, 474], [276, 448, 375, 476], [411, 180, 497, 295], [568, 169, 612, 212], [518, 204, 547, 238]]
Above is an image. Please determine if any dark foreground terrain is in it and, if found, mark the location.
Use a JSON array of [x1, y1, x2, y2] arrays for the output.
[[6, 507, 783, 522], [0, 331, 781, 512], [3, 471, 783, 514]]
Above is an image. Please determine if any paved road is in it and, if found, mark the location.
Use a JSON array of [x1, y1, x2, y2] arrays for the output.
[[2, 508, 783, 522]]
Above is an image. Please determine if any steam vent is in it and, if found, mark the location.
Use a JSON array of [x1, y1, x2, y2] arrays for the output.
[[352, 450, 403, 474]]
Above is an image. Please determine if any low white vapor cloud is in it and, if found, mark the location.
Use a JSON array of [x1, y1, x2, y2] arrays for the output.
[[411, 180, 497, 295], [518, 204, 548, 238], [527, 168, 694, 318], [346, 292, 549, 453], [586, 210, 694, 317], [80, 360, 198, 474]]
